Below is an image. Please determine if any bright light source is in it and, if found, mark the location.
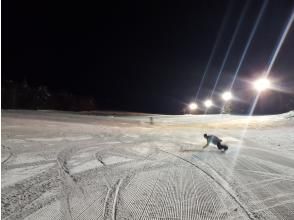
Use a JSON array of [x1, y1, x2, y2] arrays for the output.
[[253, 78, 271, 92], [188, 102, 198, 110], [204, 99, 213, 108], [222, 91, 232, 101]]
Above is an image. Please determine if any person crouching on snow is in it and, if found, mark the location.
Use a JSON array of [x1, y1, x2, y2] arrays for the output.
[[203, 134, 228, 151]]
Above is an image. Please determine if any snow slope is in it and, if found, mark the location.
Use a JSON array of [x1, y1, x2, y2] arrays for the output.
[[1, 110, 294, 219]]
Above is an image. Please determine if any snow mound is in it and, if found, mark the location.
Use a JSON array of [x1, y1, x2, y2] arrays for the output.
[[283, 110, 294, 119]]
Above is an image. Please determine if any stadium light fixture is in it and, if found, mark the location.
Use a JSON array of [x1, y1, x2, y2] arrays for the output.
[[253, 78, 271, 92], [188, 102, 198, 111], [222, 91, 233, 101], [204, 99, 213, 108]]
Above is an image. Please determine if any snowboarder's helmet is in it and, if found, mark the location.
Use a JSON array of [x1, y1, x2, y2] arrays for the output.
[[204, 134, 207, 138]]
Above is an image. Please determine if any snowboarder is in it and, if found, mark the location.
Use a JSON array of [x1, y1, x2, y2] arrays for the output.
[[203, 134, 228, 151]]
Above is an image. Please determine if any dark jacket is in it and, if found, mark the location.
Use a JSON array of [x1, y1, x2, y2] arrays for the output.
[[205, 135, 222, 145]]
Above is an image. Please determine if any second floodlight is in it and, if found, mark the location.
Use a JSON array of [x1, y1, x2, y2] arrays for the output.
[[222, 91, 233, 101], [204, 99, 213, 108], [253, 78, 271, 92], [189, 102, 198, 111]]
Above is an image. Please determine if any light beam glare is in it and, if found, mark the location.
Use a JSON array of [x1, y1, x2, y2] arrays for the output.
[[233, 10, 294, 172], [250, 9, 294, 117], [195, 0, 234, 100], [229, 0, 268, 90], [264, 10, 294, 77], [230, 7, 293, 173], [189, 102, 198, 111], [204, 99, 213, 108], [210, 0, 251, 98], [222, 91, 233, 101], [253, 78, 271, 91]]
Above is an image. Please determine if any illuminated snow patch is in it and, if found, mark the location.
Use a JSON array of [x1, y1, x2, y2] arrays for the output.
[[27, 136, 93, 142], [71, 160, 101, 174], [70, 156, 132, 174], [24, 200, 62, 220], [103, 156, 132, 165], [132, 147, 150, 155], [222, 136, 240, 143], [2, 163, 55, 188], [6, 139, 26, 143], [9, 153, 46, 165]]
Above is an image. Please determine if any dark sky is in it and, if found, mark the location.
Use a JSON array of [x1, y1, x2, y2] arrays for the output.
[[3, 0, 294, 114]]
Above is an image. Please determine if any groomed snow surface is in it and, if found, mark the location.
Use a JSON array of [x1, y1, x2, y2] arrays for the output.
[[1, 110, 294, 220]]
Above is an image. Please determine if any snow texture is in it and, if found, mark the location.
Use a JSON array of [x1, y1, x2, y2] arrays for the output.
[[1, 110, 294, 219]]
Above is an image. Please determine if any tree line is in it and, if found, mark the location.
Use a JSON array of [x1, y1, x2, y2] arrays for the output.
[[2, 80, 97, 111]]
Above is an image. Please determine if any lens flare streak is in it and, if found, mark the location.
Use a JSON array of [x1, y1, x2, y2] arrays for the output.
[[210, 0, 251, 98], [265, 10, 294, 77], [237, 10, 294, 162], [250, 9, 294, 117], [229, 0, 268, 90], [195, 0, 234, 100]]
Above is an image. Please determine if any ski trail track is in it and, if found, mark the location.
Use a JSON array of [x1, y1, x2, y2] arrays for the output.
[[1, 145, 14, 166], [2, 111, 294, 220], [188, 135, 294, 220], [158, 149, 253, 219]]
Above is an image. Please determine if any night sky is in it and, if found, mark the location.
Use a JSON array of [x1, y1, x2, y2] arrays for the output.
[[3, 0, 294, 114]]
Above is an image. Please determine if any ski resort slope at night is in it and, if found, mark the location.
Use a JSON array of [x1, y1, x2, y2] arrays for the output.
[[2, 110, 294, 220]]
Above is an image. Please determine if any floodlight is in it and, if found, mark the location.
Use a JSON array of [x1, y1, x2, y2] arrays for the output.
[[253, 78, 271, 92], [222, 91, 233, 101], [204, 99, 213, 108], [189, 102, 198, 110]]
